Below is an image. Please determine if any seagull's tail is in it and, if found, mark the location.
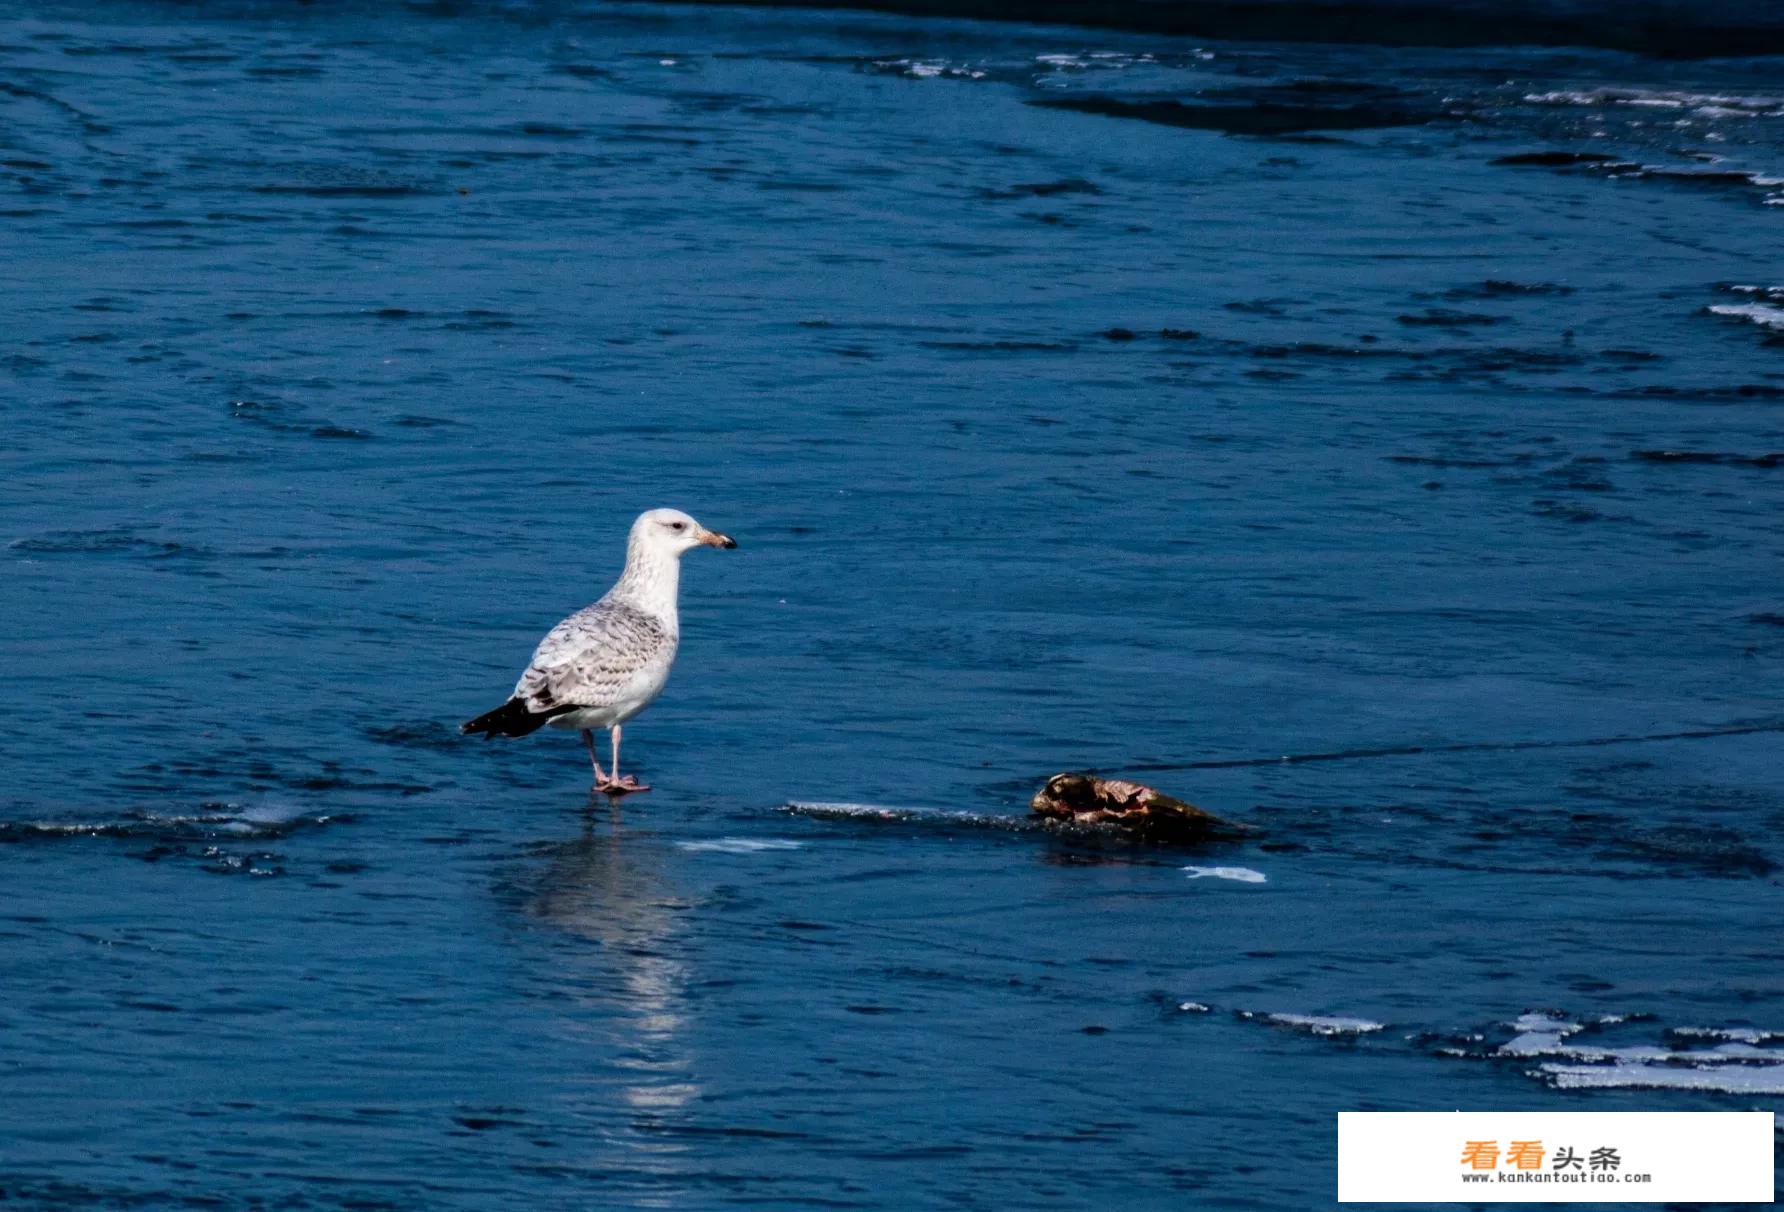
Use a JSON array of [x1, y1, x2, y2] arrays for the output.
[[460, 697, 555, 739]]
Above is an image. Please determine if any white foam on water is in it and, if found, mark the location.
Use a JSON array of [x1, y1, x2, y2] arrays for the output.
[[1183, 865, 1267, 883], [676, 838, 805, 855]]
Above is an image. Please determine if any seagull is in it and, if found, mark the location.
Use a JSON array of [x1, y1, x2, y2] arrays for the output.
[[461, 508, 736, 794]]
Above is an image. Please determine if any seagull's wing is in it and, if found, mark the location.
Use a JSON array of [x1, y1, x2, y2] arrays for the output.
[[513, 600, 674, 713]]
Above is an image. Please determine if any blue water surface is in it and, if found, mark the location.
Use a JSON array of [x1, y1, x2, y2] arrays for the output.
[[2, 2, 1782, 1207]]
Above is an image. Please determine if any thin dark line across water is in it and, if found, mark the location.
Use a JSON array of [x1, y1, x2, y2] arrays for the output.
[[1126, 721, 1784, 772]]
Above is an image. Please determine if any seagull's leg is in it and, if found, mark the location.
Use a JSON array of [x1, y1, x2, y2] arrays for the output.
[[582, 730, 609, 784], [602, 723, 649, 794]]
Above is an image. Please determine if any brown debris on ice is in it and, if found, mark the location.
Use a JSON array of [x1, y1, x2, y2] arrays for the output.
[[1030, 773, 1250, 844]]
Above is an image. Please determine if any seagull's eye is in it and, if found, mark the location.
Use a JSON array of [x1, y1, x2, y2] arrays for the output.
[[669, 521, 686, 531]]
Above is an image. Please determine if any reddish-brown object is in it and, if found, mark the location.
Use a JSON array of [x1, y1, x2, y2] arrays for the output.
[[1030, 773, 1249, 843]]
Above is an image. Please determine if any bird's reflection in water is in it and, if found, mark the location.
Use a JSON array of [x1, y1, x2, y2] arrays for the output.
[[521, 807, 700, 1180]]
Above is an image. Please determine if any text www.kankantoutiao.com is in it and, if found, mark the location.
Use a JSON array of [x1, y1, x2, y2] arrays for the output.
[[1462, 1173, 1653, 1185], [1459, 1143, 1649, 1186]]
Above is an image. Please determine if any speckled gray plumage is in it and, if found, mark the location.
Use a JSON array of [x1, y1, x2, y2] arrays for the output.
[[512, 597, 678, 720]]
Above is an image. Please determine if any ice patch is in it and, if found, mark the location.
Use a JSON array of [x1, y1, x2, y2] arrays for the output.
[[1184, 865, 1266, 883], [1708, 302, 1784, 330], [1231, 1006, 1784, 1092], [1495, 1012, 1681, 1062], [1524, 88, 1784, 116], [0, 801, 334, 842], [1242, 1011, 1386, 1036], [868, 59, 984, 81], [676, 838, 805, 854], [1232, 1007, 1784, 1093], [1670, 1025, 1784, 1044], [1483, 1012, 1784, 1093], [1033, 51, 1167, 72], [1541, 1062, 1784, 1094], [782, 801, 1028, 830], [233, 799, 318, 827], [785, 800, 908, 818], [1719, 284, 1784, 305], [1499, 1011, 1584, 1056]]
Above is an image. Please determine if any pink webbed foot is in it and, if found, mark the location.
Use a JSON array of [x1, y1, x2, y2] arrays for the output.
[[594, 775, 651, 797]]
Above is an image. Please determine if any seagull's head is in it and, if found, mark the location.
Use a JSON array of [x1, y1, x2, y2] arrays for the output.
[[634, 507, 737, 557]]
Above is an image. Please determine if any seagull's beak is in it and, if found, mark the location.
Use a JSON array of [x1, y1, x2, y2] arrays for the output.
[[697, 527, 737, 550]]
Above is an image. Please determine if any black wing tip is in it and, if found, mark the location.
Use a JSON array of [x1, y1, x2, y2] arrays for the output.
[[461, 697, 556, 739]]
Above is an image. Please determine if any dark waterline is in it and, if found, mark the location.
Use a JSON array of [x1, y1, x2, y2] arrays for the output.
[[2, 1, 1781, 1207], [622, 0, 1784, 56]]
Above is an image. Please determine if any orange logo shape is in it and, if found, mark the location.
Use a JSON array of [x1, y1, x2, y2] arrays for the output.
[[1459, 1141, 1499, 1170], [1505, 1141, 1545, 1170]]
